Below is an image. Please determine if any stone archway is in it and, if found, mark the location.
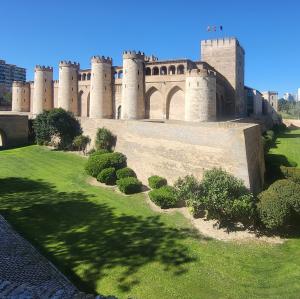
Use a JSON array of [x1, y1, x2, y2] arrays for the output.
[[145, 87, 163, 119], [166, 86, 185, 120]]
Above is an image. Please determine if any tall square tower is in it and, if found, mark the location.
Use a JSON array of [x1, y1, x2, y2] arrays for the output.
[[201, 38, 245, 117]]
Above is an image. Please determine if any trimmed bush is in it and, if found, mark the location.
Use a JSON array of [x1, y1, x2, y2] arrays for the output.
[[257, 189, 289, 230], [116, 167, 137, 179], [95, 127, 116, 151], [117, 177, 142, 194], [149, 186, 177, 209], [148, 175, 167, 189], [97, 167, 116, 185], [257, 179, 300, 229], [280, 166, 300, 183], [85, 152, 127, 177]]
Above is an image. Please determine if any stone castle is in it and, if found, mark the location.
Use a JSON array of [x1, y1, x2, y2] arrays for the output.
[[7, 37, 269, 193], [11, 37, 247, 121]]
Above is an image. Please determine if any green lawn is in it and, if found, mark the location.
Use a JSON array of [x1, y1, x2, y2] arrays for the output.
[[1, 146, 300, 298], [269, 128, 300, 167]]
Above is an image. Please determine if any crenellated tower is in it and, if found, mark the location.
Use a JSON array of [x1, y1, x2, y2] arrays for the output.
[[11, 81, 30, 112], [57, 61, 79, 114], [185, 69, 216, 122], [32, 65, 53, 115], [90, 56, 113, 118], [121, 51, 145, 119], [201, 38, 244, 117]]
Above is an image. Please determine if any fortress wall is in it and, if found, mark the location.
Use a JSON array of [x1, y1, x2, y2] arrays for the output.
[[80, 118, 264, 193]]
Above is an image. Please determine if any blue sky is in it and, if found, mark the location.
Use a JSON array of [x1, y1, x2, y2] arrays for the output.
[[1, 0, 299, 96]]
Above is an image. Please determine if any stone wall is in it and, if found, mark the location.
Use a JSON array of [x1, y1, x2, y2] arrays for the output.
[[80, 118, 265, 193], [0, 114, 28, 148]]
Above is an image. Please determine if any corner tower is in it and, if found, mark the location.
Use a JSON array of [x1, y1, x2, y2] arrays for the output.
[[90, 56, 113, 118], [57, 61, 79, 114], [11, 81, 30, 112], [32, 65, 53, 115], [121, 51, 145, 119], [201, 38, 244, 116], [185, 69, 216, 122]]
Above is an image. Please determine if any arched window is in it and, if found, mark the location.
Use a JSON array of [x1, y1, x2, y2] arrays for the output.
[[87, 73, 91, 80], [168, 65, 176, 75], [160, 66, 167, 75], [114, 72, 118, 79], [118, 70, 123, 79], [146, 67, 151, 76], [78, 74, 82, 81], [82, 73, 86, 81], [177, 65, 185, 74], [152, 67, 159, 75]]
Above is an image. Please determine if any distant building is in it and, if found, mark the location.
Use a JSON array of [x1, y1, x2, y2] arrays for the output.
[[283, 92, 295, 102], [262, 91, 280, 123], [0, 60, 26, 90], [244, 86, 263, 117]]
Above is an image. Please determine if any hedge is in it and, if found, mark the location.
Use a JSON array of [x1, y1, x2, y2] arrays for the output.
[[148, 175, 167, 189], [149, 186, 177, 209], [97, 167, 117, 185], [117, 177, 142, 194], [116, 167, 137, 180], [85, 152, 127, 177]]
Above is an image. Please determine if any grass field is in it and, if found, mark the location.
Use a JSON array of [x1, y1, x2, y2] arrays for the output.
[[1, 146, 300, 298], [269, 128, 300, 167]]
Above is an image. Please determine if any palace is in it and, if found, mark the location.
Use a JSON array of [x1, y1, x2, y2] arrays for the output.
[[11, 37, 249, 121]]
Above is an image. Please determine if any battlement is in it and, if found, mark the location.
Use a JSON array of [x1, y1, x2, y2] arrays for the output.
[[59, 60, 80, 68], [123, 50, 145, 60], [35, 65, 53, 71], [12, 81, 29, 87], [201, 37, 245, 53], [186, 68, 216, 77], [145, 55, 158, 62], [91, 55, 112, 64]]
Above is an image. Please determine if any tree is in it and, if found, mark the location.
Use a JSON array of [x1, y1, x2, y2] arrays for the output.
[[33, 108, 82, 150]]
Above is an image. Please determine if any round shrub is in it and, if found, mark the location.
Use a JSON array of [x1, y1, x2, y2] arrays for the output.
[[148, 175, 167, 189], [116, 167, 137, 180], [149, 186, 177, 209], [85, 152, 127, 177], [117, 177, 142, 194], [97, 167, 116, 185], [257, 179, 300, 229], [95, 127, 116, 151], [257, 189, 290, 230]]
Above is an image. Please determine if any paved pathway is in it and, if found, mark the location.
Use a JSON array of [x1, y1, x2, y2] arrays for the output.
[[0, 215, 112, 299]]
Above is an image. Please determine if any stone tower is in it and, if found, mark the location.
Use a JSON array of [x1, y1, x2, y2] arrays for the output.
[[32, 65, 53, 115], [201, 38, 244, 116], [121, 51, 145, 119], [90, 56, 113, 118], [11, 81, 30, 112], [57, 61, 79, 114], [185, 69, 216, 122]]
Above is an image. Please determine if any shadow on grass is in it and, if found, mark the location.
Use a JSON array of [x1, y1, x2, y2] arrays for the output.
[[0, 177, 198, 294]]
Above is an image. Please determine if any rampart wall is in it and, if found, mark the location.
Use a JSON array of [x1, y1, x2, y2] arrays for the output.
[[80, 118, 265, 193]]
